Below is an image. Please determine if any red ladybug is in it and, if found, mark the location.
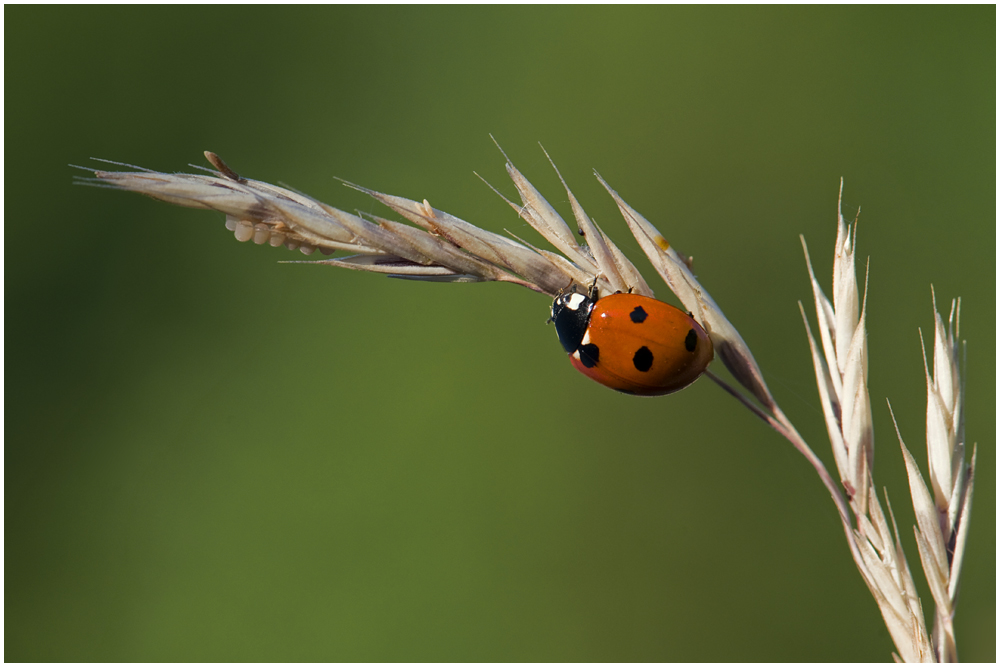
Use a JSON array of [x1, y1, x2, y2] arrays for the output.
[[550, 288, 714, 396]]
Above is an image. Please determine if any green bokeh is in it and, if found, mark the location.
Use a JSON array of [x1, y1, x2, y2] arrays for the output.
[[6, 6, 993, 661]]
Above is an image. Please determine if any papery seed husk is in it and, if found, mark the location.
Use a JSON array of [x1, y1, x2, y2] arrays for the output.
[[504, 160, 593, 270], [802, 237, 843, 402], [601, 227, 655, 297], [947, 446, 975, 600], [799, 303, 850, 481], [898, 439, 949, 577], [832, 197, 860, 375], [913, 525, 952, 619]]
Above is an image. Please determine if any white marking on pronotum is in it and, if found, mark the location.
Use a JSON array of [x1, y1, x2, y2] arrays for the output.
[[581, 331, 591, 346], [565, 292, 587, 311]]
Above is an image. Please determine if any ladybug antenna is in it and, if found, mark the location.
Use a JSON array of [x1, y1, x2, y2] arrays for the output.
[[555, 277, 575, 297]]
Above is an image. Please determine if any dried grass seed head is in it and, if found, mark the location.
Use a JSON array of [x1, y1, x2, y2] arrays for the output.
[[800, 187, 873, 513]]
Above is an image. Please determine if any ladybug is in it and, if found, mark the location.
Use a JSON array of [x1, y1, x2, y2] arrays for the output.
[[550, 287, 714, 396]]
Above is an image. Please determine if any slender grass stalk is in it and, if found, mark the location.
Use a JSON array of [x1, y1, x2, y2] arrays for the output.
[[76, 146, 974, 661]]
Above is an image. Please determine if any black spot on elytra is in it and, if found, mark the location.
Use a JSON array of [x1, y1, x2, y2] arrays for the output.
[[685, 328, 697, 352], [629, 306, 648, 323], [578, 343, 600, 368], [633, 346, 654, 372]]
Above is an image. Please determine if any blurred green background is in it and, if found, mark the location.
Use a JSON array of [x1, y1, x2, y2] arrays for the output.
[[6, 6, 994, 662]]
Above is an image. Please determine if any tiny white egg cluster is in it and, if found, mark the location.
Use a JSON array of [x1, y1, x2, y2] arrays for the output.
[[223, 216, 334, 256]]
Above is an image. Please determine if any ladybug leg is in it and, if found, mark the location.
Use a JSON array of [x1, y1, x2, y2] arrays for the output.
[[587, 275, 600, 301]]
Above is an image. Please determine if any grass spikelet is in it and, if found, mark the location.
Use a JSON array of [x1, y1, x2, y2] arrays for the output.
[[801, 189, 973, 662]]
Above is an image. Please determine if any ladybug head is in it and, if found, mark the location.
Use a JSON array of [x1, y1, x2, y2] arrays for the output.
[[550, 290, 596, 354]]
